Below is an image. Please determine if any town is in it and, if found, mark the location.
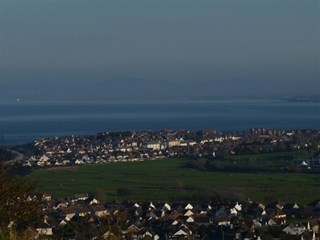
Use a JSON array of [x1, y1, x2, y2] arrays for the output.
[[4, 191, 320, 239], [10, 128, 320, 170], [2, 128, 320, 239]]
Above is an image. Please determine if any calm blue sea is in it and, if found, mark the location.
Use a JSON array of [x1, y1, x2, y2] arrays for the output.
[[0, 100, 319, 145]]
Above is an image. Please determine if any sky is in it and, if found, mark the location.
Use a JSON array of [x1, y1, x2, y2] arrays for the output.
[[0, 0, 319, 102]]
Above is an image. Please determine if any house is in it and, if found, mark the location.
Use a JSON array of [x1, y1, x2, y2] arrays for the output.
[[172, 220, 179, 226], [162, 203, 171, 211], [309, 219, 320, 234], [89, 198, 100, 205], [234, 202, 242, 211], [58, 220, 67, 227], [168, 140, 181, 148], [230, 208, 238, 216], [75, 159, 84, 164], [184, 210, 194, 217], [61, 207, 77, 221], [186, 217, 194, 223], [42, 194, 52, 202], [146, 210, 159, 220], [145, 142, 161, 151], [267, 218, 278, 226], [125, 224, 140, 234], [139, 230, 153, 239], [36, 222, 53, 238], [102, 231, 115, 239], [78, 206, 91, 217], [194, 214, 212, 225], [72, 193, 88, 202], [185, 203, 193, 210], [172, 229, 191, 238], [149, 202, 156, 210], [94, 206, 109, 218], [54, 202, 68, 210], [283, 224, 306, 235], [217, 217, 231, 226]]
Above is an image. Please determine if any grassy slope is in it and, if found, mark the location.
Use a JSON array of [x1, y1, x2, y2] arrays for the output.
[[27, 157, 320, 204], [226, 151, 314, 167]]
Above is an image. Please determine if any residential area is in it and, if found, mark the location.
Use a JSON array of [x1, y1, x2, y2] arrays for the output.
[[22, 193, 320, 239], [2, 128, 320, 239], [9, 128, 320, 170]]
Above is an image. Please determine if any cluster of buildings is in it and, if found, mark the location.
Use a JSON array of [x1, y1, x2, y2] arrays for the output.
[[6, 129, 319, 239], [17, 128, 319, 168], [30, 194, 320, 239]]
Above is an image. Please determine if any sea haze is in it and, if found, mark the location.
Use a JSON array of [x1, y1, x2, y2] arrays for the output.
[[0, 100, 319, 145]]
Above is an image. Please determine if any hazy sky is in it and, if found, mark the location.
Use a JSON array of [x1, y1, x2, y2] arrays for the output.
[[0, 0, 319, 101]]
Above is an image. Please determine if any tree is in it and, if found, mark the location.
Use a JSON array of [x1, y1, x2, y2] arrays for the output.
[[0, 148, 14, 163], [88, 187, 108, 204], [99, 208, 130, 239], [0, 165, 40, 237], [192, 158, 207, 170]]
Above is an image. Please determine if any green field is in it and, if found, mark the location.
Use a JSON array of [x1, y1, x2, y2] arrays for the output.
[[216, 150, 315, 169], [27, 157, 320, 204]]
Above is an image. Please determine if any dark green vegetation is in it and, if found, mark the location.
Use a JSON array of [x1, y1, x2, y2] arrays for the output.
[[28, 152, 320, 205], [0, 165, 40, 239], [0, 148, 16, 162], [190, 151, 317, 171]]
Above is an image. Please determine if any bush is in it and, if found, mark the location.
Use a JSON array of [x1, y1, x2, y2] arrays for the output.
[[0, 165, 40, 236]]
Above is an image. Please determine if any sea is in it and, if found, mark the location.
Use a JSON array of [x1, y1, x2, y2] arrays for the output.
[[0, 100, 319, 146]]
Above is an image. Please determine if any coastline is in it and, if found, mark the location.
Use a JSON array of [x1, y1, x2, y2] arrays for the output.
[[0, 100, 319, 146]]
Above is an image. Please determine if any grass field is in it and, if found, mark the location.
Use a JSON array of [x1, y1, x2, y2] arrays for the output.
[[224, 150, 315, 168], [27, 157, 320, 205]]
